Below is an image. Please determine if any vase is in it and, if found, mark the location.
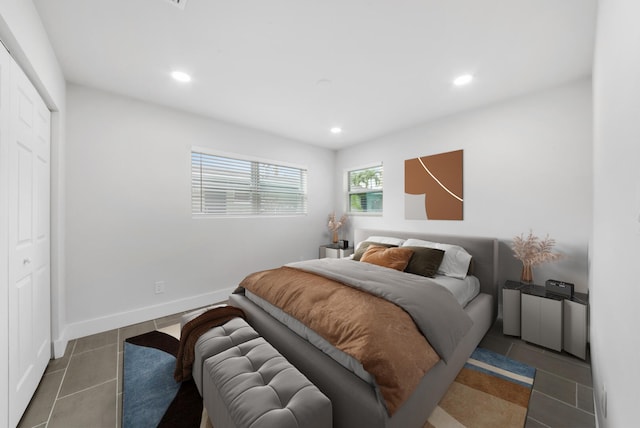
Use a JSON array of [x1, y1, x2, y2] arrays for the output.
[[520, 263, 533, 283], [332, 230, 339, 244]]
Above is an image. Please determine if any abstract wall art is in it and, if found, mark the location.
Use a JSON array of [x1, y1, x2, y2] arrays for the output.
[[404, 149, 463, 220]]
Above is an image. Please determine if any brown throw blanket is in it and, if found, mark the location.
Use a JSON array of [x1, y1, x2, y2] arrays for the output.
[[174, 305, 246, 382], [240, 266, 440, 415]]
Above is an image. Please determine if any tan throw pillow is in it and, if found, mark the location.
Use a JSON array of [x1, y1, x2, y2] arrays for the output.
[[360, 245, 414, 271], [353, 241, 397, 261]]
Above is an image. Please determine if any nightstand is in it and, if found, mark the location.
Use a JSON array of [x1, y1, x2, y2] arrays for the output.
[[502, 280, 589, 359], [319, 244, 354, 259], [502, 281, 524, 336], [520, 286, 563, 352]]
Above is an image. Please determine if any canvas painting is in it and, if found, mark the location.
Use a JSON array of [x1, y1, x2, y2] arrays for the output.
[[405, 149, 463, 220]]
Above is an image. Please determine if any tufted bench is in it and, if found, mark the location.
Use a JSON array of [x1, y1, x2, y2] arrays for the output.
[[202, 336, 332, 428], [179, 312, 260, 395]]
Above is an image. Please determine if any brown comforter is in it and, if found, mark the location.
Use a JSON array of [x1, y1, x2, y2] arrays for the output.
[[173, 305, 246, 382], [239, 266, 440, 415]]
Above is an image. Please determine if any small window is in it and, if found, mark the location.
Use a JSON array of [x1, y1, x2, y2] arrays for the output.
[[191, 149, 308, 217], [348, 164, 383, 214]]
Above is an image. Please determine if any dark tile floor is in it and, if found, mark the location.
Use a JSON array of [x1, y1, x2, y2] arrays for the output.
[[17, 315, 595, 428], [16, 310, 186, 428], [480, 320, 595, 428]]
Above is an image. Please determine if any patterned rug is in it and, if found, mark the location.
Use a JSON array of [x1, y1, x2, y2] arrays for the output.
[[426, 347, 536, 428], [123, 325, 534, 428], [122, 324, 203, 428]]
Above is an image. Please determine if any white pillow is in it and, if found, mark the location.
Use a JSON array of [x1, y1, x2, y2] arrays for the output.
[[402, 238, 472, 279], [364, 236, 406, 246]]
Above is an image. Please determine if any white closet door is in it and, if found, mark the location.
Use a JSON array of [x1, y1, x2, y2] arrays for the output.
[[0, 44, 11, 428], [7, 52, 51, 427]]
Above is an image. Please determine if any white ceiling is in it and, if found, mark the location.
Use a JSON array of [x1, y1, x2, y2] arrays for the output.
[[34, 0, 597, 149]]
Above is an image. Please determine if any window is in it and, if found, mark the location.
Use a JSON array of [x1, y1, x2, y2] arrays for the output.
[[347, 164, 383, 214], [191, 149, 308, 216]]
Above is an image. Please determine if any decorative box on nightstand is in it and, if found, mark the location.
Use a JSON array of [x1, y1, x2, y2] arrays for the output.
[[319, 244, 354, 259], [502, 280, 589, 359]]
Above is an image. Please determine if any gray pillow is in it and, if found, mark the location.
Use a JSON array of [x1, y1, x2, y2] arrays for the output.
[[403, 246, 445, 278]]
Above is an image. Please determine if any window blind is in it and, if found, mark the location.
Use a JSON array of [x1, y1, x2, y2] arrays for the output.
[[191, 151, 308, 216]]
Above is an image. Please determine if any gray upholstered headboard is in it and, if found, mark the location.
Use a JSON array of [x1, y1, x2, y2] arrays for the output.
[[354, 229, 499, 318]]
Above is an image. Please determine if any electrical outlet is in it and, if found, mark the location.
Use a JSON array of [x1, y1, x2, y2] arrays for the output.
[[154, 281, 165, 294]]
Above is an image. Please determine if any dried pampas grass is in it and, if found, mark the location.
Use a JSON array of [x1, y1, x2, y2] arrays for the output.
[[328, 212, 348, 232], [511, 231, 563, 267]]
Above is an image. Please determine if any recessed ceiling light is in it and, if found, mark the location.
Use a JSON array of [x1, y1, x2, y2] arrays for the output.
[[330, 127, 342, 134], [453, 74, 474, 87], [166, 0, 188, 10], [171, 71, 192, 83]]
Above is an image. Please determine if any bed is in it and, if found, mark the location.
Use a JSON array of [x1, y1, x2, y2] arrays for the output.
[[228, 229, 498, 428]]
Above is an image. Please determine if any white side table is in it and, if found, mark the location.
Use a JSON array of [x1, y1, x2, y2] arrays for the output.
[[319, 245, 354, 259]]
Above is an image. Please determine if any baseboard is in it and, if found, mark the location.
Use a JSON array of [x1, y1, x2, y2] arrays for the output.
[[52, 287, 235, 359], [52, 334, 68, 359]]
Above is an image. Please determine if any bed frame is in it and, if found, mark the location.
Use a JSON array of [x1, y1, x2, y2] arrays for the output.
[[229, 229, 498, 428]]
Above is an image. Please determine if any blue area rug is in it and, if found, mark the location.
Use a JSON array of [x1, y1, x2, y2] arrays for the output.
[[464, 347, 536, 388], [122, 330, 202, 428]]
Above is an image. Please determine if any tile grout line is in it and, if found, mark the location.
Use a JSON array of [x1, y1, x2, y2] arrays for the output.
[[539, 348, 592, 369], [518, 341, 589, 368], [505, 341, 515, 358], [509, 343, 593, 387], [535, 367, 594, 389], [528, 415, 552, 428], [55, 378, 118, 401], [116, 319, 159, 428], [72, 342, 119, 357], [44, 339, 77, 427], [534, 390, 596, 416]]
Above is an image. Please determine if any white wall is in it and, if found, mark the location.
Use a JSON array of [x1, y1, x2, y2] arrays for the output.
[[336, 79, 592, 293], [64, 84, 335, 339], [0, 2, 64, 104], [591, 1, 640, 426]]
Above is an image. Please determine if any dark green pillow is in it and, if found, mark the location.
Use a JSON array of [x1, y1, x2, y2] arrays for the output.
[[403, 246, 446, 278], [353, 241, 397, 261]]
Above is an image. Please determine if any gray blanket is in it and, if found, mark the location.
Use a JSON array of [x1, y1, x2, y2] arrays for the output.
[[286, 258, 473, 363]]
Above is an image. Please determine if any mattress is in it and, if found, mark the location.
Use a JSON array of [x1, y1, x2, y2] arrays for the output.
[[430, 274, 480, 307]]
